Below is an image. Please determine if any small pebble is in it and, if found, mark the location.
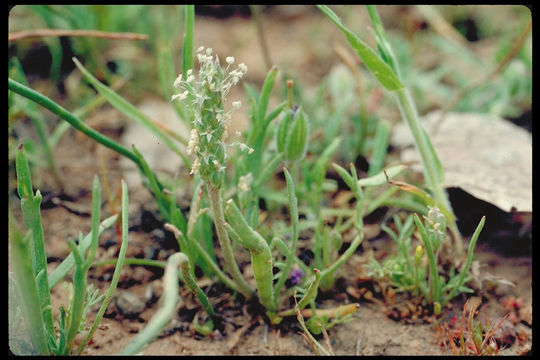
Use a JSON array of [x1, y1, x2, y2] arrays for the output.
[[115, 290, 146, 318]]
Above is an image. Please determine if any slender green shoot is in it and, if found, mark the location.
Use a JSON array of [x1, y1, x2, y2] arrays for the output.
[[8, 78, 143, 168], [15, 145, 55, 338], [121, 252, 184, 355], [294, 291, 332, 356], [77, 180, 130, 354], [9, 216, 49, 355], [62, 176, 102, 355], [441, 216, 485, 307], [272, 168, 299, 298]]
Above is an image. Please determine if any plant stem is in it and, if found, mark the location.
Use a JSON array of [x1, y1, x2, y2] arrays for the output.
[[177, 253, 216, 319], [224, 200, 276, 312], [273, 168, 299, 298], [15, 145, 56, 338], [206, 184, 254, 299], [395, 88, 463, 256], [8, 78, 144, 169], [63, 240, 87, 355], [413, 214, 440, 304]]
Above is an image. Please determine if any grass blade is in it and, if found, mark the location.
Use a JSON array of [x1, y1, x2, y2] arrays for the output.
[[8, 77, 143, 168], [72, 57, 188, 164], [8, 216, 49, 355], [48, 215, 118, 289], [317, 5, 404, 92], [77, 180, 130, 355], [15, 145, 55, 337]]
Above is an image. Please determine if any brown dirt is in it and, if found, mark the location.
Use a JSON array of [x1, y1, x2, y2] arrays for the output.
[[9, 5, 531, 356]]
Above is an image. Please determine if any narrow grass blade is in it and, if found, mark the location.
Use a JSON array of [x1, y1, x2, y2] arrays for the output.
[[317, 5, 404, 92], [48, 215, 118, 289], [441, 216, 485, 306], [357, 163, 407, 187], [365, 5, 402, 80], [15, 145, 55, 336], [272, 167, 300, 297], [388, 178, 455, 222], [8, 216, 49, 355], [8, 78, 143, 168], [257, 65, 279, 127], [77, 180, 130, 355], [72, 58, 188, 163]]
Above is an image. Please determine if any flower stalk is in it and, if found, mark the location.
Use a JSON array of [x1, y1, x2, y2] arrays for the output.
[[172, 46, 254, 299]]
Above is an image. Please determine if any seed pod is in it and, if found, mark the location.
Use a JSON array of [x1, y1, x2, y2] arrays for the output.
[[279, 106, 309, 164], [276, 109, 293, 154]]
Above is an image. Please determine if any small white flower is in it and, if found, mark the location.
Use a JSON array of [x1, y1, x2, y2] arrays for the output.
[[226, 56, 235, 64], [197, 46, 205, 52], [171, 91, 188, 101], [187, 69, 193, 76], [173, 74, 183, 88], [222, 114, 231, 126], [206, 47, 213, 55], [186, 75, 195, 83], [238, 173, 253, 192], [239, 63, 248, 73], [190, 158, 201, 174], [187, 129, 199, 155], [232, 101, 242, 110], [239, 143, 254, 154], [212, 159, 226, 172]]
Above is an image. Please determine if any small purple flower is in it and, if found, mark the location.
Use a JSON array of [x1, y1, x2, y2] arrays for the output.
[[290, 268, 304, 285]]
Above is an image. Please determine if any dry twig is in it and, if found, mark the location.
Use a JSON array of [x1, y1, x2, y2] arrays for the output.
[[9, 29, 149, 42]]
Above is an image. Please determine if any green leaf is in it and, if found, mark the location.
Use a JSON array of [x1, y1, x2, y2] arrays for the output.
[[357, 164, 407, 187], [332, 163, 356, 191], [284, 107, 309, 164], [257, 65, 279, 125], [317, 5, 404, 92]]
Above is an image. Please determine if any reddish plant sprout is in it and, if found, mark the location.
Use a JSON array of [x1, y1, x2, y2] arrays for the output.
[[443, 297, 510, 355]]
